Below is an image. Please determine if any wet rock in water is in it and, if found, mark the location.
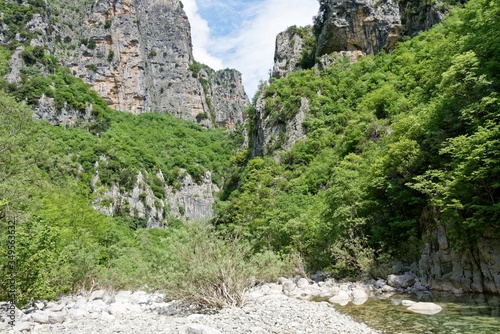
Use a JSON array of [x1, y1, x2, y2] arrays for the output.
[[402, 300, 417, 306], [351, 289, 369, 305], [407, 302, 443, 315], [329, 290, 351, 305]]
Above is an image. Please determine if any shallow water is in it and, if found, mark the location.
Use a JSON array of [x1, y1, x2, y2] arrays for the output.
[[330, 292, 500, 334]]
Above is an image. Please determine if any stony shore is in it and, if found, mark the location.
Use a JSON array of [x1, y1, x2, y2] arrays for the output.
[[1, 274, 433, 334]]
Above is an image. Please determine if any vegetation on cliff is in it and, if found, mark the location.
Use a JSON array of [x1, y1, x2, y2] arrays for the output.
[[217, 0, 500, 276]]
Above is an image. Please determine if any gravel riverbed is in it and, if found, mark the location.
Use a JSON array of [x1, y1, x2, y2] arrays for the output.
[[1, 281, 382, 334]]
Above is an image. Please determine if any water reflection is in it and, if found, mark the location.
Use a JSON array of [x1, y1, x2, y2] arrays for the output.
[[330, 292, 500, 334]]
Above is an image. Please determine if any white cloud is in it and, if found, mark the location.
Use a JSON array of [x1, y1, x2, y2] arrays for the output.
[[182, 0, 224, 69], [185, 0, 319, 98]]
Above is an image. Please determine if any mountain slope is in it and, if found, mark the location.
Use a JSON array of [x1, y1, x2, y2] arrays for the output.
[[219, 0, 500, 293]]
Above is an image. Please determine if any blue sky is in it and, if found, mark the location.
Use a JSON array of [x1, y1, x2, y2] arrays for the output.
[[182, 0, 319, 98]]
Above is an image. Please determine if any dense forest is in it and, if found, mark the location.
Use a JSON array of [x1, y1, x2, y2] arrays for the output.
[[1, 0, 499, 306]]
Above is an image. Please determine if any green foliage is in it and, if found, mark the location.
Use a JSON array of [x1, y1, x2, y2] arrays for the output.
[[0, 0, 45, 47], [159, 222, 291, 307], [219, 0, 500, 276], [188, 62, 202, 78]]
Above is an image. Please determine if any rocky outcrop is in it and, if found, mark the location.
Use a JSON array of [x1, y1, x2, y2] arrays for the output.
[[2, 0, 249, 127], [92, 167, 219, 227], [251, 0, 446, 156], [315, 0, 445, 57], [251, 91, 308, 157], [315, 0, 403, 56], [35, 95, 94, 126], [418, 223, 500, 294], [272, 26, 315, 79], [199, 68, 248, 129], [397, 0, 446, 37], [316, 50, 366, 70]]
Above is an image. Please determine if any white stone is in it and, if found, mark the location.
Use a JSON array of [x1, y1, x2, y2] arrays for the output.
[[351, 297, 368, 305], [351, 289, 368, 299], [401, 300, 417, 306], [30, 312, 50, 324], [47, 301, 65, 312], [407, 302, 443, 315], [68, 308, 89, 318], [90, 300, 107, 312], [266, 283, 283, 295], [130, 291, 149, 304], [113, 291, 133, 304], [328, 290, 351, 304], [101, 311, 115, 321], [73, 297, 88, 310], [282, 280, 296, 294], [186, 314, 207, 323], [183, 323, 222, 334], [13, 321, 35, 332], [296, 278, 310, 289], [89, 290, 107, 301], [47, 311, 66, 324], [107, 302, 129, 315]]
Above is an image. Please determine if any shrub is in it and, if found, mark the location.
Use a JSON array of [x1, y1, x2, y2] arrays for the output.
[[162, 222, 290, 307]]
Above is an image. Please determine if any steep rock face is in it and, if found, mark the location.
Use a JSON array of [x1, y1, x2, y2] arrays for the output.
[[93, 168, 219, 227], [252, 92, 309, 157], [35, 95, 94, 126], [46, 0, 204, 117], [3, 0, 249, 127], [418, 221, 500, 294], [199, 68, 248, 129], [397, 0, 446, 37], [316, 0, 402, 56], [272, 26, 315, 79], [316, 50, 366, 70]]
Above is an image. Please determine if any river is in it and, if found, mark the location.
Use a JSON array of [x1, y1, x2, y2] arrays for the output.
[[332, 292, 500, 333]]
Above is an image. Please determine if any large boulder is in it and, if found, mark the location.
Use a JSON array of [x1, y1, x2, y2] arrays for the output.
[[407, 302, 442, 315], [387, 274, 415, 289]]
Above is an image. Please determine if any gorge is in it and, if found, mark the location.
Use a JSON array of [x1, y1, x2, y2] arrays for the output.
[[0, 1, 499, 329]]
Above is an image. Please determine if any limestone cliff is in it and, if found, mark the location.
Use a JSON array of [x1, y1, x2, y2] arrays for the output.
[[417, 211, 500, 294], [3, 0, 249, 127], [92, 166, 219, 228], [315, 0, 402, 56], [272, 26, 316, 79], [315, 0, 445, 57], [198, 67, 248, 128], [251, 91, 308, 158]]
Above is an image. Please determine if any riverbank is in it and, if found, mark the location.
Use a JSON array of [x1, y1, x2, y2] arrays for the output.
[[1, 281, 381, 334]]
